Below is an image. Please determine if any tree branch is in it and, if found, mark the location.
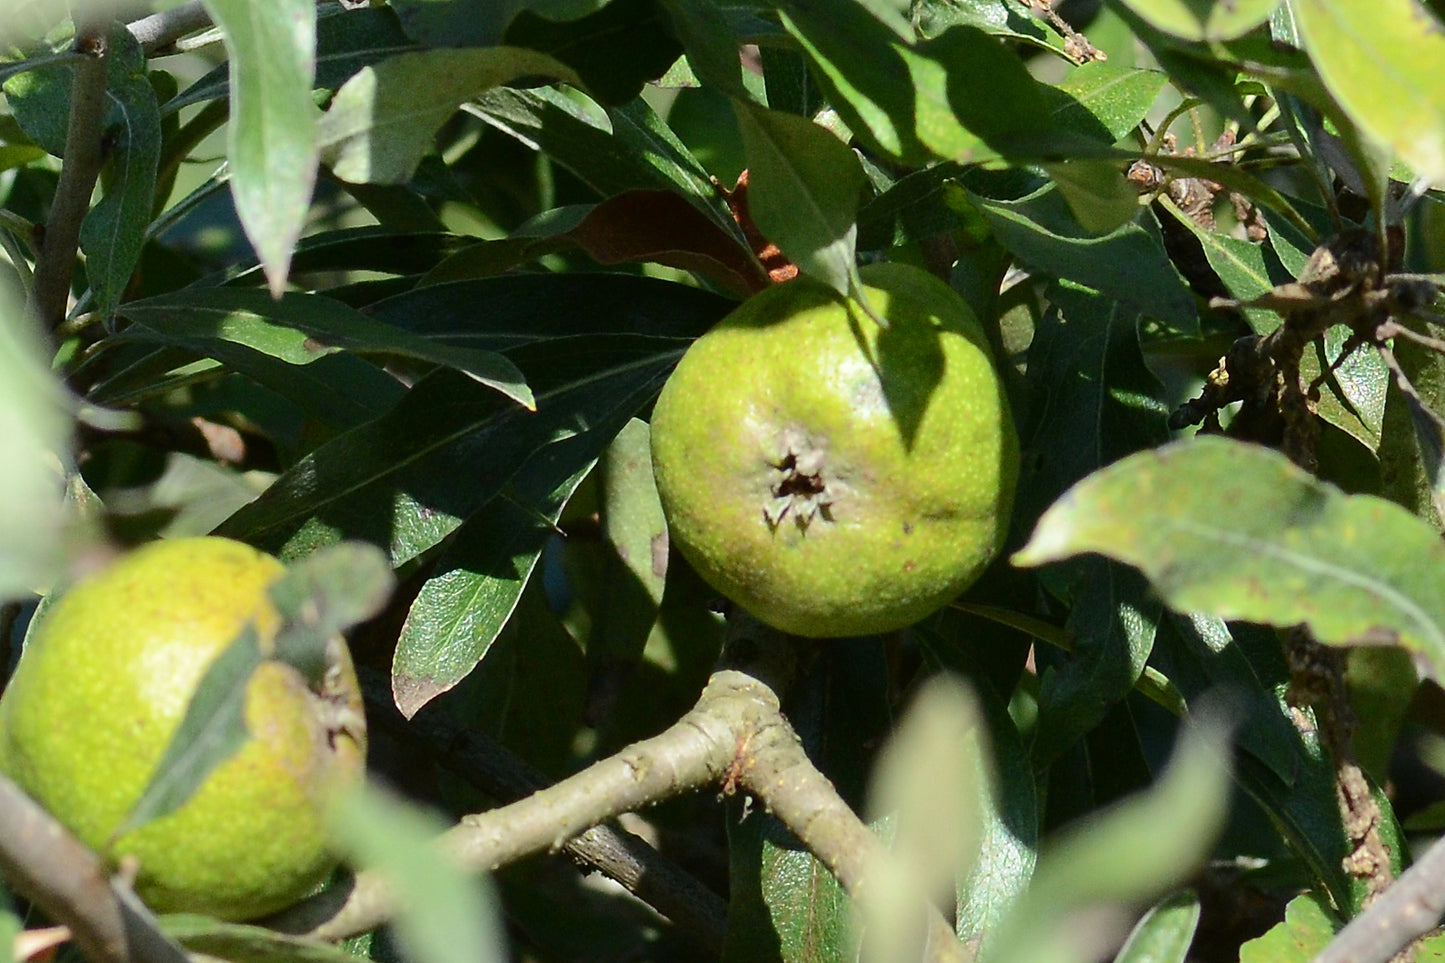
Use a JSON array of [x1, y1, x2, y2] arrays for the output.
[[26, 16, 112, 335], [125, 2, 213, 56], [360, 669, 729, 949], [277, 616, 968, 960], [0, 776, 189, 963]]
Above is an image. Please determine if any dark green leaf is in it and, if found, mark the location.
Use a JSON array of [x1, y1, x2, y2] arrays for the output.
[[203, 0, 320, 295], [113, 625, 263, 840], [658, 0, 744, 97], [319, 47, 579, 185], [502, 0, 682, 104], [966, 179, 1198, 330], [470, 87, 739, 237], [214, 331, 685, 566], [116, 287, 533, 409], [723, 803, 856, 963], [987, 716, 1232, 963], [734, 102, 863, 296], [1016, 436, 1445, 678], [1013, 284, 1170, 763]]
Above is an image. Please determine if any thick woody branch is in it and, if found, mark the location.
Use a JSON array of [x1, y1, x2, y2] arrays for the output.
[[0, 777, 188, 963], [26, 17, 111, 334]]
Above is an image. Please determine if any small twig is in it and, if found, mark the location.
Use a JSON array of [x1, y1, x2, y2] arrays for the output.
[[0, 776, 189, 963], [26, 16, 112, 336], [124, 1, 214, 56]]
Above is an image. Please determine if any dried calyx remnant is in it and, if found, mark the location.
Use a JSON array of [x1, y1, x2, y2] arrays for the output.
[[764, 443, 833, 531]]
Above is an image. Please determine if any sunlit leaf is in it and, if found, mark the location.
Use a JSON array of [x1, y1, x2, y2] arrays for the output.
[[1015, 436, 1445, 677]]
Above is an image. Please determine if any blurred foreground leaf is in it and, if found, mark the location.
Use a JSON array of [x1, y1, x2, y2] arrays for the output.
[[329, 784, 507, 963]]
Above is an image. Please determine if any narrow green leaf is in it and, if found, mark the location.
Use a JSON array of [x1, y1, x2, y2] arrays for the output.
[[78, 29, 159, 319], [320, 47, 578, 184], [329, 785, 507, 963], [1015, 436, 1445, 676], [734, 102, 864, 296], [216, 340, 677, 566], [470, 87, 740, 239], [1294, 0, 1445, 184], [113, 625, 263, 840], [657, 0, 744, 97], [117, 287, 534, 410], [723, 802, 857, 963], [160, 916, 364, 963], [392, 449, 594, 717], [203, 0, 320, 296], [1116, 0, 1278, 40], [1014, 283, 1169, 764], [1113, 890, 1201, 963]]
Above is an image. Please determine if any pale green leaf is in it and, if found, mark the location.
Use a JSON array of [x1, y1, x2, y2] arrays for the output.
[[1294, 0, 1445, 184], [1116, 0, 1278, 41], [0, 289, 76, 600], [203, 0, 320, 296], [320, 47, 579, 184], [1015, 436, 1445, 676]]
